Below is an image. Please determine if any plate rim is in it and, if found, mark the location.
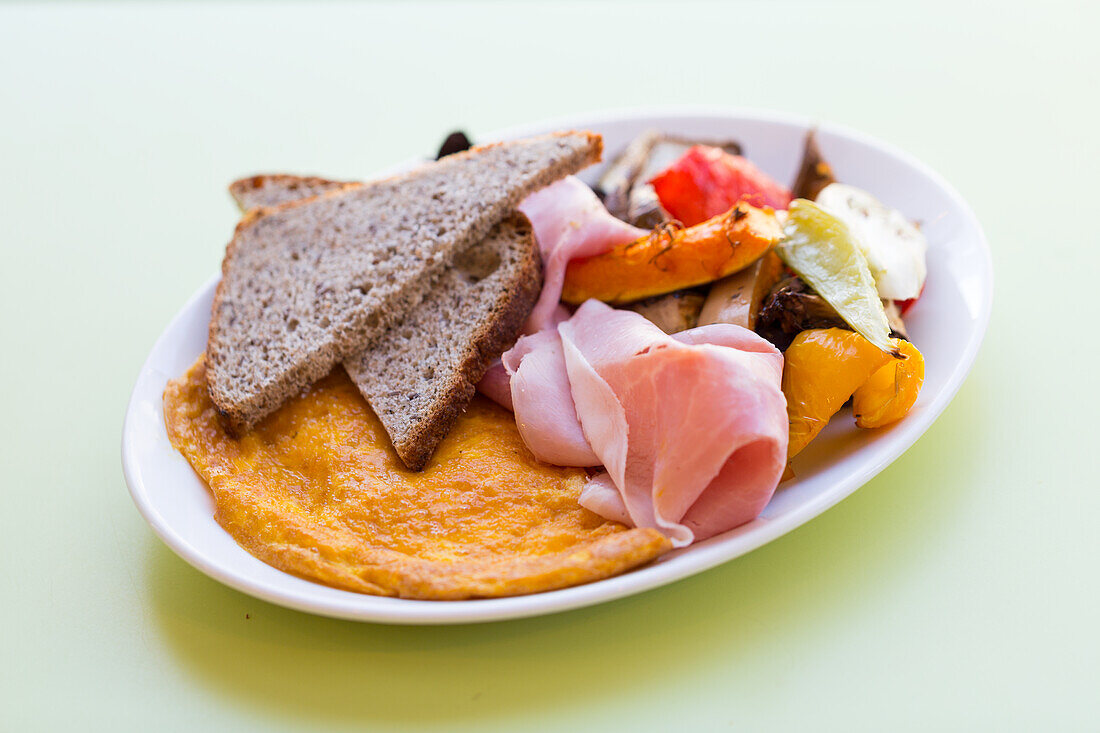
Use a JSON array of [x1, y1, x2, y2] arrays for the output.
[[121, 105, 993, 624]]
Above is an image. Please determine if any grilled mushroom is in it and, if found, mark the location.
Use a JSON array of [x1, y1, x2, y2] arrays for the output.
[[698, 251, 785, 330], [597, 130, 662, 221], [596, 131, 742, 227], [755, 276, 908, 350], [627, 289, 706, 334]]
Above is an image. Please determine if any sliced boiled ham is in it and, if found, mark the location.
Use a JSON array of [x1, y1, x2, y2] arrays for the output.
[[478, 290, 573, 410], [505, 300, 788, 547], [503, 329, 601, 467], [477, 359, 513, 411], [477, 176, 644, 404], [518, 177, 646, 333]]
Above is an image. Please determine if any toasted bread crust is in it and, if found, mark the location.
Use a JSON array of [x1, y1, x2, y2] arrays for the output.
[[221, 185, 543, 464], [207, 131, 602, 434], [228, 174, 355, 212], [387, 211, 543, 470]]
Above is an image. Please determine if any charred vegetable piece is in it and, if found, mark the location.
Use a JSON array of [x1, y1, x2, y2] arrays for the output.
[[853, 339, 924, 428], [561, 202, 783, 305], [596, 133, 742, 227], [778, 200, 898, 355], [882, 299, 909, 341], [626, 184, 672, 229], [756, 275, 849, 350], [815, 183, 928, 301], [698, 250, 785, 330], [638, 136, 742, 182], [791, 129, 836, 201], [650, 145, 792, 226], [436, 131, 472, 159], [597, 130, 663, 221], [755, 276, 908, 350], [783, 328, 919, 459], [626, 290, 706, 334]]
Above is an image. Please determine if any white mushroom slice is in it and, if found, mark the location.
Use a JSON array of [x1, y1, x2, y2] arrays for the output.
[[626, 291, 706, 334], [815, 183, 927, 300]]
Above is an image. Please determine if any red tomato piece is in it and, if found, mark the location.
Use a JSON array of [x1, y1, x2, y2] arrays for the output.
[[650, 145, 793, 226], [897, 284, 926, 315]]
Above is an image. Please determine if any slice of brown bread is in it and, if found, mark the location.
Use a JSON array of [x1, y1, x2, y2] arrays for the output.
[[208, 131, 602, 433], [345, 211, 541, 469], [230, 175, 543, 469], [229, 174, 354, 211]]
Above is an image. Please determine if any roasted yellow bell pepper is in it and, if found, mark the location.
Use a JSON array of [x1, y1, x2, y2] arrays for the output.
[[783, 328, 924, 460], [853, 339, 925, 428], [561, 202, 783, 305]]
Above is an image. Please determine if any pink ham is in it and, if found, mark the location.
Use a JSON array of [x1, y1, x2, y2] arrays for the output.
[[502, 329, 600, 467], [477, 176, 643, 405], [478, 290, 572, 410], [518, 177, 646, 333], [477, 359, 513, 411], [578, 473, 631, 526], [508, 300, 788, 547]]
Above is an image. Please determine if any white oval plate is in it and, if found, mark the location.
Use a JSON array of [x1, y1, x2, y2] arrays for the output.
[[122, 107, 992, 624]]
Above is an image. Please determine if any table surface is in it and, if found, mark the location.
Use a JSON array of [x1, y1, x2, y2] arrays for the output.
[[2, 1, 1097, 730]]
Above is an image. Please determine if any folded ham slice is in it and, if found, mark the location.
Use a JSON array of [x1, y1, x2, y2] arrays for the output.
[[477, 359, 513, 411], [478, 176, 644, 405], [479, 293, 573, 410], [504, 329, 600, 466], [518, 177, 646, 333], [506, 300, 788, 547]]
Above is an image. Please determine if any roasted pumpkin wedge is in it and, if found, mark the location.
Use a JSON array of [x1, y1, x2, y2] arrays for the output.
[[561, 202, 782, 305]]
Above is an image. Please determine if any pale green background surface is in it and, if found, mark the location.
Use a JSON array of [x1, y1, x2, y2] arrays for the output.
[[1, 1, 1097, 730]]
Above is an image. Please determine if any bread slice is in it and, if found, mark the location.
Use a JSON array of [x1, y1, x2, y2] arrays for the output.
[[229, 174, 354, 211], [230, 175, 543, 469], [344, 212, 541, 469], [207, 131, 602, 433]]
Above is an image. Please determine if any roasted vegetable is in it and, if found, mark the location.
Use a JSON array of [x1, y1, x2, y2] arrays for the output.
[[778, 199, 898, 355], [624, 185, 671, 229], [627, 290, 706, 333], [698, 250, 785, 330], [597, 130, 664, 223], [436, 130, 472, 159], [756, 275, 908, 350], [650, 145, 793, 226], [882, 299, 909, 341], [597, 132, 741, 227], [756, 275, 850, 350], [853, 338, 924, 428], [561, 202, 783, 305], [783, 328, 923, 459], [896, 287, 923, 317], [790, 129, 836, 201], [815, 183, 928, 301]]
